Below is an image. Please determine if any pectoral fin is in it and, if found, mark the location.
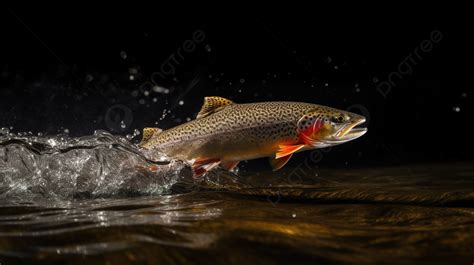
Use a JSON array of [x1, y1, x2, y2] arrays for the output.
[[269, 154, 293, 171], [275, 144, 306, 159], [271, 143, 307, 170]]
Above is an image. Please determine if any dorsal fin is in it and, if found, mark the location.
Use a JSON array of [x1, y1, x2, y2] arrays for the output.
[[139, 127, 162, 146], [196, 96, 234, 119]]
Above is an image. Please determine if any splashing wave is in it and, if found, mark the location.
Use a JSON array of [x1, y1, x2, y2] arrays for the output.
[[0, 130, 193, 200]]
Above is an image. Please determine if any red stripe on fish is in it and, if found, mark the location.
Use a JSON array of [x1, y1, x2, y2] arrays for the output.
[[298, 118, 323, 145]]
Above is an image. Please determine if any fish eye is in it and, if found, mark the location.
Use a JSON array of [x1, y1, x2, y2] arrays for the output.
[[330, 115, 345, 123]]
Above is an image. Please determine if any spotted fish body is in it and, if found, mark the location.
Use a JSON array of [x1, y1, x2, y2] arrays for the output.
[[141, 97, 367, 177]]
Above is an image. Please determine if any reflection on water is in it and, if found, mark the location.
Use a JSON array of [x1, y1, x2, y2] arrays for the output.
[[1, 132, 474, 264]]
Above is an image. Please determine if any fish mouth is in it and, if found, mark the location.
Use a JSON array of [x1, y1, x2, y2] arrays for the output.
[[329, 117, 367, 144]]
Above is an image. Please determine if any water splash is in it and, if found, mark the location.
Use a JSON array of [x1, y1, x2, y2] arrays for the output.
[[0, 130, 193, 200]]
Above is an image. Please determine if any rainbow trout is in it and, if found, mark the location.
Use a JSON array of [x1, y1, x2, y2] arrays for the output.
[[140, 97, 367, 177]]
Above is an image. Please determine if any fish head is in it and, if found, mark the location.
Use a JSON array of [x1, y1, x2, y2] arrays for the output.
[[298, 107, 367, 148]]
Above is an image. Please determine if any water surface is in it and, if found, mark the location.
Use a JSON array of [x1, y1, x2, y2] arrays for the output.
[[1, 131, 473, 264]]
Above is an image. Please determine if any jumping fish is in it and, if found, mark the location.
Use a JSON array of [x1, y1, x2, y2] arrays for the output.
[[140, 97, 367, 177]]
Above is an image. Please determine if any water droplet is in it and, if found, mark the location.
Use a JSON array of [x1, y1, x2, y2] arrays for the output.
[[120, 51, 127, 60], [144, 91, 150, 96], [85, 74, 94, 82], [133, 129, 140, 136], [229, 82, 232, 86], [186, 117, 191, 121], [238, 89, 242, 93], [334, 65, 338, 70], [64, 129, 69, 134], [120, 120, 126, 129], [37, 132, 43, 137], [453, 106, 461, 112], [178, 100, 184, 105], [164, 88, 170, 94], [153, 86, 165, 93], [355, 88, 361, 93], [0, 127, 10, 135], [292, 213, 296, 218], [138, 99, 146, 105], [240, 78, 245, 84], [324, 83, 329, 87], [205, 44, 211, 52], [152, 98, 157, 102], [129, 75, 135, 81]]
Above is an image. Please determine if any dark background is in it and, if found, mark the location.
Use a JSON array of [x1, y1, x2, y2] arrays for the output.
[[0, 8, 471, 168]]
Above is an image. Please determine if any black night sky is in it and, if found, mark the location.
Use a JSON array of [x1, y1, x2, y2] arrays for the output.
[[0, 8, 471, 168]]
